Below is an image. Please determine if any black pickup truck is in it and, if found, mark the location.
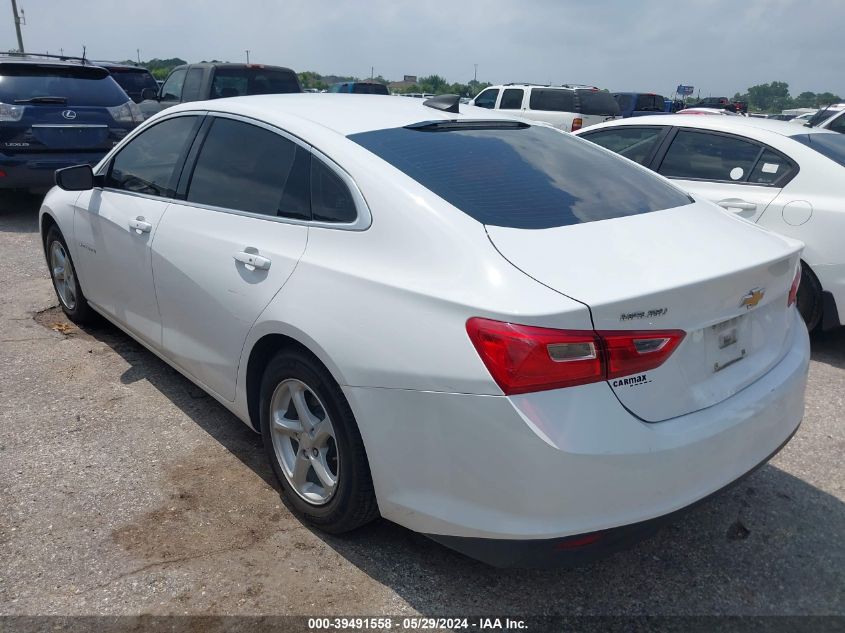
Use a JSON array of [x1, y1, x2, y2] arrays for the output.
[[139, 62, 301, 119]]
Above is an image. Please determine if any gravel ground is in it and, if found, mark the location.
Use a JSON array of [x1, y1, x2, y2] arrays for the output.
[[0, 193, 843, 617]]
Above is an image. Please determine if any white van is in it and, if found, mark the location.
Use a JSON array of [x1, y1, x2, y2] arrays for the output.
[[470, 83, 621, 132]]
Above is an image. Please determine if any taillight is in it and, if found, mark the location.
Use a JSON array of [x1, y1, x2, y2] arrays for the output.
[[466, 318, 685, 395], [599, 330, 686, 379], [788, 265, 801, 307], [571, 117, 583, 131]]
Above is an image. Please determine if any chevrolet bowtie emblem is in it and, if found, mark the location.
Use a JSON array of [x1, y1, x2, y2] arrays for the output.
[[740, 288, 765, 310]]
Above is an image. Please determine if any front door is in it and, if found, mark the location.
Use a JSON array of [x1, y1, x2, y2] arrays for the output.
[[72, 114, 202, 346]]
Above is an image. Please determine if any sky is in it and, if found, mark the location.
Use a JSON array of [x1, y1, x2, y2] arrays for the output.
[[7, 0, 844, 98]]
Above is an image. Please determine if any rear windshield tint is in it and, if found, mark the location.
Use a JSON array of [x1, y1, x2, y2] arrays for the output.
[[109, 69, 158, 91], [0, 63, 128, 106], [791, 133, 845, 167], [210, 68, 300, 99], [576, 90, 620, 116], [349, 123, 691, 229]]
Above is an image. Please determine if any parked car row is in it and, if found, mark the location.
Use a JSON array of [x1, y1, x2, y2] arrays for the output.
[[575, 115, 845, 332]]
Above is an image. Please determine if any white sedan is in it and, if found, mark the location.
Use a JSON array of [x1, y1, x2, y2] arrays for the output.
[[576, 114, 845, 332], [41, 95, 809, 567]]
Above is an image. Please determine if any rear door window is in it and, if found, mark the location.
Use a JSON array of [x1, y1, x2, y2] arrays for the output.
[[0, 63, 129, 106], [473, 88, 499, 109], [499, 89, 524, 110], [827, 112, 845, 134], [580, 127, 667, 165], [107, 116, 201, 197], [529, 89, 575, 112], [349, 123, 691, 229], [658, 130, 763, 182], [186, 117, 310, 219]]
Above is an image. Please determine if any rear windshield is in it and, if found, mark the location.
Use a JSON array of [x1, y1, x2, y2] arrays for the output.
[[791, 133, 845, 167], [0, 63, 129, 106], [352, 83, 389, 95], [108, 68, 158, 91], [210, 68, 300, 99], [634, 94, 665, 112], [576, 90, 620, 116], [349, 123, 691, 229]]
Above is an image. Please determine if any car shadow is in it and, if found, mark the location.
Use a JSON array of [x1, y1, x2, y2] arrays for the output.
[[44, 312, 845, 616], [811, 326, 845, 369], [0, 192, 42, 233]]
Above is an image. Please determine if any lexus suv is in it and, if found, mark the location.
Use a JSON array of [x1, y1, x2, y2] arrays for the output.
[[0, 54, 143, 192]]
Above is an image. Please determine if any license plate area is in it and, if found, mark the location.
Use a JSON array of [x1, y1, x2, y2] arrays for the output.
[[708, 315, 747, 373]]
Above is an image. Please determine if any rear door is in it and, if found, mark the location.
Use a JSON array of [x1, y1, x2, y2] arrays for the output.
[[73, 114, 202, 345], [654, 128, 794, 221], [151, 115, 313, 401]]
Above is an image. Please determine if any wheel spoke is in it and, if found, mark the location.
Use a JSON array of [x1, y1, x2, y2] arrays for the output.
[[311, 450, 337, 492], [291, 451, 311, 487], [272, 411, 303, 436], [312, 418, 333, 445], [291, 384, 320, 430]]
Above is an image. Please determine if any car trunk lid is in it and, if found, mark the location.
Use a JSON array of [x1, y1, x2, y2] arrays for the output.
[[487, 202, 802, 421]]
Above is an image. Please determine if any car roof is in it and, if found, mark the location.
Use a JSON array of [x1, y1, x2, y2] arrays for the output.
[[582, 113, 838, 138], [165, 93, 524, 137], [0, 56, 94, 68], [175, 62, 297, 72], [94, 61, 151, 72]]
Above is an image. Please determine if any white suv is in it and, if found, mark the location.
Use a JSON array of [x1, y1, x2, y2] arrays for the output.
[[470, 83, 621, 132]]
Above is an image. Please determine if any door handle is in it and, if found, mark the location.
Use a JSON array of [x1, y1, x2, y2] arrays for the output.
[[234, 250, 272, 270], [716, 199, 757, 212], [128, 217, 152, 233]]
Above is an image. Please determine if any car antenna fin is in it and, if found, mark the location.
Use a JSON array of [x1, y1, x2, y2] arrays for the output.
[[424, 94, 460, 114]]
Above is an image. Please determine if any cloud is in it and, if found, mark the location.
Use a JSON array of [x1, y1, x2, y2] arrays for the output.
[[11, 0, 844, 97]]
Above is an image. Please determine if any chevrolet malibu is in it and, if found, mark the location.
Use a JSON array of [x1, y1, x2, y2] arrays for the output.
[[40, 94, 809, 567]]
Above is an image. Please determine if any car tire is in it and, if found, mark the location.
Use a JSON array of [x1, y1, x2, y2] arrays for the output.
[[796, 264, 823, 332], [44, 225, 98, 325], [259, 348, 379, 533]]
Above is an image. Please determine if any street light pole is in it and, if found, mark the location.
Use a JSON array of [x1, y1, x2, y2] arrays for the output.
[[245, 49, 250, 64], [137, 49, 141, 64], [474, 64, 478, 82], [10, 0, 24, 53]]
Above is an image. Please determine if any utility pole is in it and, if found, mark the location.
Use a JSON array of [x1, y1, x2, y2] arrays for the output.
[[10, 0, 24, 53], [474, 64, 478, 82], [245, 49, 250, 63], [370, 66, 374, 79], [136, 49, 141, 64]]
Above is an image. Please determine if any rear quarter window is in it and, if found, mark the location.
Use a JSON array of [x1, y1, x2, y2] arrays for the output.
[[576, 90, 621, 116], [349, 123, 691, 229], [529, 89, 575, 112]]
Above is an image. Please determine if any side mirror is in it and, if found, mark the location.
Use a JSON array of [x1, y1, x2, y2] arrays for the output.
[[141, 87, 159, 101], [55, 164, 95, 191]]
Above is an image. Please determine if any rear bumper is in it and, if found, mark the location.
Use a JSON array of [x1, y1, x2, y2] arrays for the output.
[[0, 151, 106, 190], [427, 422, 800, 568], [344, 310, 809, 561]]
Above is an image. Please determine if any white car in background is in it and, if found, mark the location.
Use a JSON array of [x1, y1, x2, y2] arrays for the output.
[[40, 95, 808, 567], [577, 115, 845, 331], [804, 105, 845, 132], [789, 111, 817, 125], [470, 83, 621, 131]]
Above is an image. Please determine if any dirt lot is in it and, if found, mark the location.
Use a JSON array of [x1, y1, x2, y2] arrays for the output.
[[1, 193, 843, 617]]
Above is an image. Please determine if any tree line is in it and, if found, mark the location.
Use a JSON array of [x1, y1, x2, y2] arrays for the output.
[[732, 81, 842, 113]]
